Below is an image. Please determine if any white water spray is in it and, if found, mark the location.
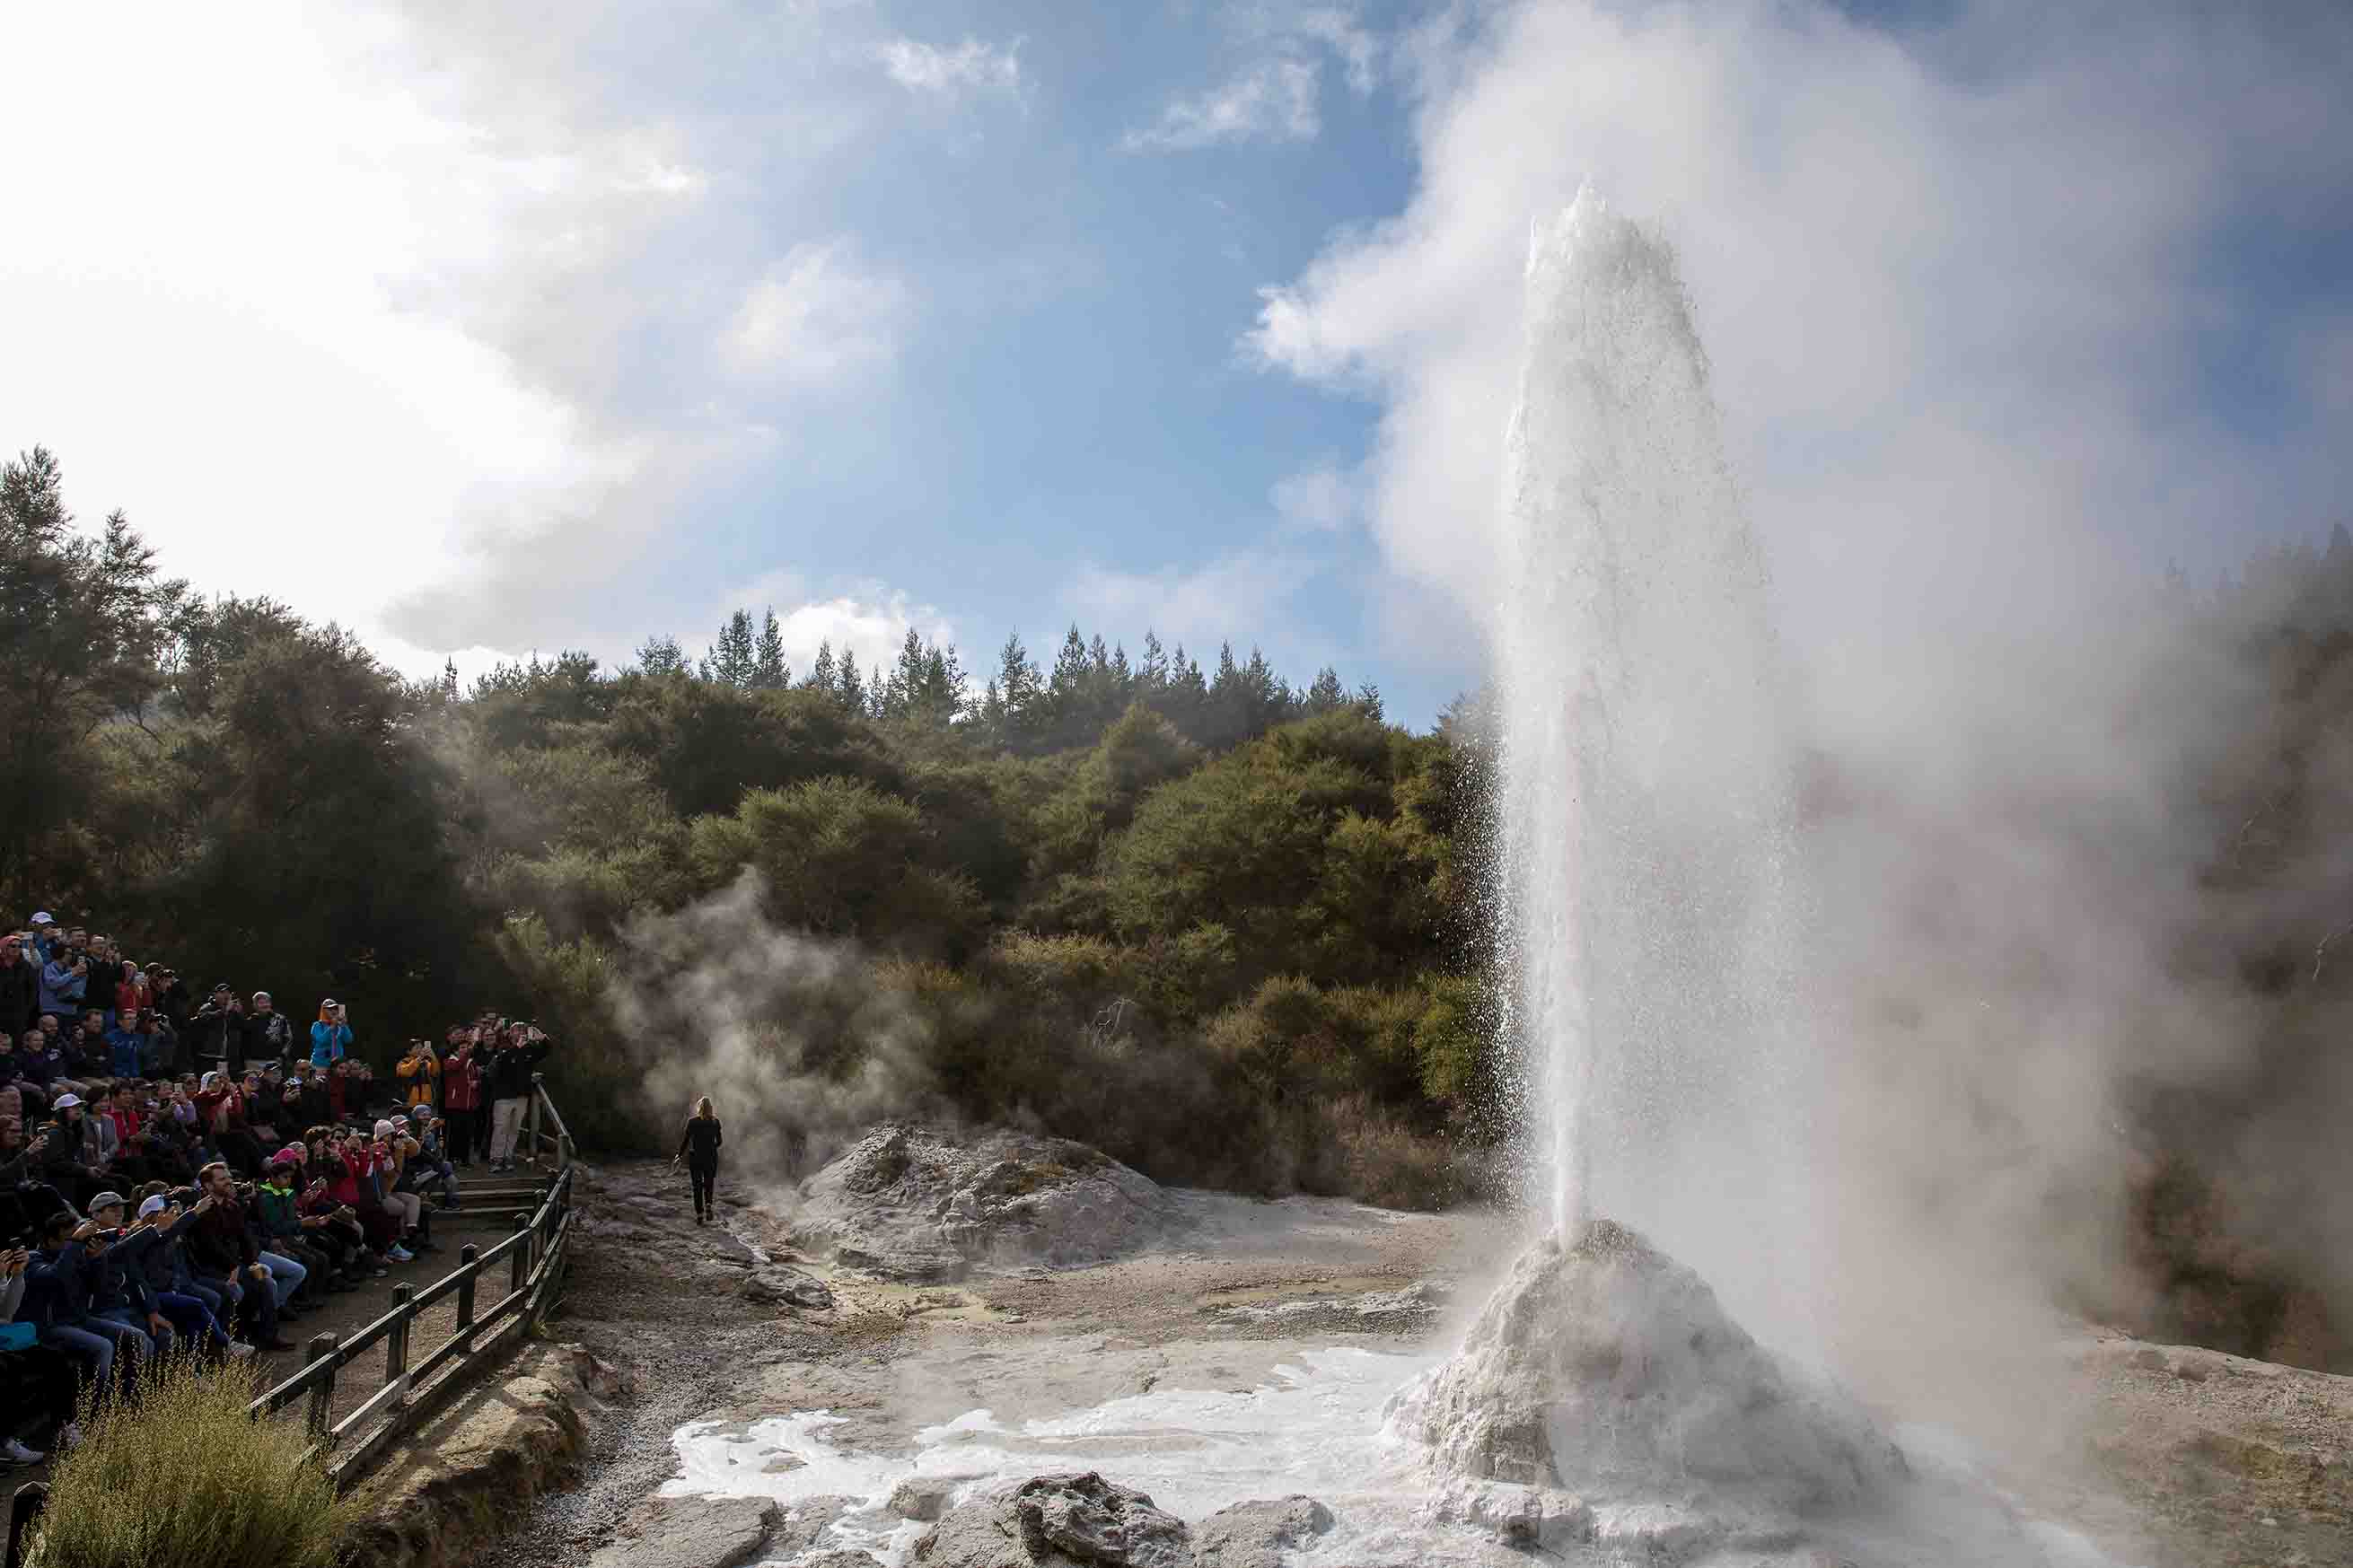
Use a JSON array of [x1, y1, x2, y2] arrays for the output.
[[1494, 190, 1811, 1323]]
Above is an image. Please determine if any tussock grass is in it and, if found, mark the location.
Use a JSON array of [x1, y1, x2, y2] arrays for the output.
[[26, 1360, 357, 1568]]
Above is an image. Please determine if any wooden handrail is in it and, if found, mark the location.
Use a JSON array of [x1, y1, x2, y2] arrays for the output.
[[239, 1118, 581, 1486]]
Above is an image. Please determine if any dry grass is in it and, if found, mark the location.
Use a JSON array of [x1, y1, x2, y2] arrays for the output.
[[25, 1359, 359, 1568]]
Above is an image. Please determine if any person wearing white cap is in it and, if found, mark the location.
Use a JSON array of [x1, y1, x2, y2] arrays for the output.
[[34, 1093, 102, 1209], [121, 1192, 250, 1362]]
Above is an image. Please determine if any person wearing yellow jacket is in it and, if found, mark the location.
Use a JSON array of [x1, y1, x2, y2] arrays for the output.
[[395, 1040, 440, 1112]]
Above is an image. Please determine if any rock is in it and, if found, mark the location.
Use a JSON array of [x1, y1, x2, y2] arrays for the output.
[[795, 1124, 1175, 1281], [799, 1554, 884, 1568], [1212, 1283, 1444, 1335], [770, 1496, 858, 1556], [916, 1472, 1193, 1568], [585, 1496, 777, 1568], [1191, 1496, 1333, 1567], [1388, 1222, 1904, 1515], [557, 1343, 633, 1401], [891, 1476, 959, 1521], [347, 1348, 593, 1568], [741, 1271, 835, 1310]]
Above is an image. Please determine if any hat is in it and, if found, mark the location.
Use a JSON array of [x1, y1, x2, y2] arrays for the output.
[[87, 1190, 126, 1214], [268, 1147, 303, 1169], [31, 911, 52, 926], [373, 1118, 396, 1138], [211, 980, 232, 994], [252, 991, 270, 1002], [199, 1072, 220, 1089], [137, 1195, 169, 1220], [52, 1092, 81, 1110]]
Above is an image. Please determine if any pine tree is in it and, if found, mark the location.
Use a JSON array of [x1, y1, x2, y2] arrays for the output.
[[1162, 642, 1208, 738], [915, 643, 966, 725], [1304, 665, 1347, 714], [838, 648, 866, 713], [635, 634, 689, 677], [1049, 625, 1091, 700], [991, 632, 1042, 749], [1138, 631, 1170, 694], [702, 609, 757, 687], [886, 628, 929, 720], [752, 609, 789, 689], [805, 640, 838, 696]]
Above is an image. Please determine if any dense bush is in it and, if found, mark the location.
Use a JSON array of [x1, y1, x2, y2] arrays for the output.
[[27, 1362, 357, 1568]]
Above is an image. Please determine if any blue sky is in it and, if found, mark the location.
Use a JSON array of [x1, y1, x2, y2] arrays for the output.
[[4, 1, 2348, 728]]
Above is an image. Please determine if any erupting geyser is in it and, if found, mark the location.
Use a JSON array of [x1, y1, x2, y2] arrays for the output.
[[1397, 190, 1911, 1556]]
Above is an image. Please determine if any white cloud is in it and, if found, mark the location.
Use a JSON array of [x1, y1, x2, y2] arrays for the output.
[[1124, 4, 1382, 153], [720, 241, 913, 387], [0, 2, 929, 672], [1286, 7, 1381, 94], [1066, 548, 1323, 661], [1121, 57, 1321, 152], [878, 35, 1024, 101], [1269, 457, 1357, 531]]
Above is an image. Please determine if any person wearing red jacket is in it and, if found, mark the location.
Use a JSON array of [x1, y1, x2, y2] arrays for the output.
[[440, 1027, 483, 1169], [192, 1073, 266, 1177], [331, 1131, 408, 1260]]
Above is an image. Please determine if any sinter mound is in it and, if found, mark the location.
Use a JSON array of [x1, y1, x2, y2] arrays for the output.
[[793, 1124, 1175, 1281], [1390, 1220, 1904, 1515]]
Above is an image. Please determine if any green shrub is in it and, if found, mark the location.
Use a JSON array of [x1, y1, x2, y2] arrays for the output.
[[27, 1360, 358, 1568]]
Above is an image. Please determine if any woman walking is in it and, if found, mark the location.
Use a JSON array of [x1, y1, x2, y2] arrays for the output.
[[673, 1097, 723, 1225]]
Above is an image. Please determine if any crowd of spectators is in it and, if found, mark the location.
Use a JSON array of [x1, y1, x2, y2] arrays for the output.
[[0, 913, 558, 1468]]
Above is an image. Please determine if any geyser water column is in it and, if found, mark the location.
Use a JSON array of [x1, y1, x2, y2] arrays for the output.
[[1494, 190, 1813, 1330]]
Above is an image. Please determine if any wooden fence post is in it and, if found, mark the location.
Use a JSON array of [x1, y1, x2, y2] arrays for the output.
[[511, 1213, 531, 1294], [455, 1243, 478, 1332], [304, 1333, 340, 1441], [526, 1074, 544, 1166], [5, 1482, 48, 1568], [384, 1284, 414, 1390]]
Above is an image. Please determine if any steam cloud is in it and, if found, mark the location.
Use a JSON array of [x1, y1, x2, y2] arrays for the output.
[[608, 870, 951, 1195]]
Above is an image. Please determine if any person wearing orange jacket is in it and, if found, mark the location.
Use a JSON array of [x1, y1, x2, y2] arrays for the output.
[[396, 1039, 440, 1112]]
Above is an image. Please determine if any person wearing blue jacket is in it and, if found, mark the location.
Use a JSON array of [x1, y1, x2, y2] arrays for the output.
[[105, 1016, 148, 1080], [38, 953, 86, 1022], [119, 1194, 246, 1361], [75, 1193, 170, 1365], [24, 1210, 145, 1394], [310, 1000, 352, 1070], [19, 1213, 113, 1396]]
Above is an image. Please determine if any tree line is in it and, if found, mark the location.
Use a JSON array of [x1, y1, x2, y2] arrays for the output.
[[1, 447, 1491, 1206]]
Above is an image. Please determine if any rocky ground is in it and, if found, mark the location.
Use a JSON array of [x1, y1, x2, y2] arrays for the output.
[[415, 1137, 2352, 1568]]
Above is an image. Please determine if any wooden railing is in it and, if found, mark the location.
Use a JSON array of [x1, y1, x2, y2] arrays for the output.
[[249, 1074, 578, 1485], [7, 1075, 584, 1568]]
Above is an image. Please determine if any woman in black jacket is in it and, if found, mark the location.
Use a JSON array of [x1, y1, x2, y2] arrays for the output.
[[672, 1098, 722, 1225]]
